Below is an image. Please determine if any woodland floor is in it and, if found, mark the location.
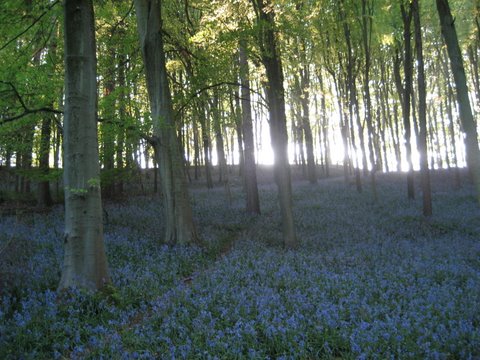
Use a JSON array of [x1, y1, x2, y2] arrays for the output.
[[0, 167, 479, 359]]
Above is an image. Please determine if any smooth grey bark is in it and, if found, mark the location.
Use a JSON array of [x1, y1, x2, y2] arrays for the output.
[[252, 0, 297, 249], [436, 0, 480, 203], [59, 0, 110, 291], [134, 0, 198, 244], [239, 40, 260, 214], [413, 0, 432, 216]]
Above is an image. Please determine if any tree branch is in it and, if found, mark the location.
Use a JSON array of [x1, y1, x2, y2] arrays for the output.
[[97, 116, 157, 147], [175, 81, 268, 115], [0, 81, 63, 126], [0, 0, 61, 52]]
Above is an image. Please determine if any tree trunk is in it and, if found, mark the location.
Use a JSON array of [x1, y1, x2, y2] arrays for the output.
[[53, 109, 61, 199], [443, 54, 462, 187], [413, 0, 432, 216], [300, 58, 317, 184], [331, 73, 351, 183], [252, 0, 297, 248], [231, 87, 244, 177], [317, 72, 330, 178], [212, 93, 228, 184], [399, 4, 415, 199], [193, 117, 200, 180], [116, 52, 127, 194], [37, 114, 53, 208], [361, 0, 377, 199], [239, 40, 260, 214], [59, 0, 110, 291], [437, 0, 480, 202], [199, 103, 214, 189], [134, 0, 198, 244], [100, 49, 116, 199], [339, 0, 368, 179]]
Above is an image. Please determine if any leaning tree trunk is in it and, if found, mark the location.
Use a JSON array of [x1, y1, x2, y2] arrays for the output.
[[252, 0, 297, 248], [59, 0, 110, 291], [134, 0, 198, 245], [436, 0, 480, 203], [413, 0, 432, 216]]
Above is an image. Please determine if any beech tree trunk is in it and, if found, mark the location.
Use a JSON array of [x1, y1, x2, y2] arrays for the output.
[[252, 0, 297, 248], [413, 0, 432, 216], [436, 0, 480, 203], [59, 0, 110, 291], [239, 40, 260, 214], [134, 0, 198, 244]]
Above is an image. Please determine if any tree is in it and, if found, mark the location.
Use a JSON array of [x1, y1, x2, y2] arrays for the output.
[[134, 0, 198, 245], [399, 1, 415, 200], [239, 39, 260, 214], [360, 0, 378, 200], [251, 0, 297, 249], [59, 0, 110, 291], [413, 0, 432, 216], [436, 0, 480, 203]]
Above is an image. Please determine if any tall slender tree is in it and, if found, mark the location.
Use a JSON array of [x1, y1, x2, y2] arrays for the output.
[[400, 2, 415, 199], [436, 0, 480, 203], [251, 0, 297, 249], [413, 0, 432, 216], [239, 40, 260, 214], [134, 0, 198, 245], [59, 0, 110, 291]]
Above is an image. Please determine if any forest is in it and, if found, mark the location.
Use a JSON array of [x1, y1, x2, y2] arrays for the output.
[[0, 0, 479, 358]]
